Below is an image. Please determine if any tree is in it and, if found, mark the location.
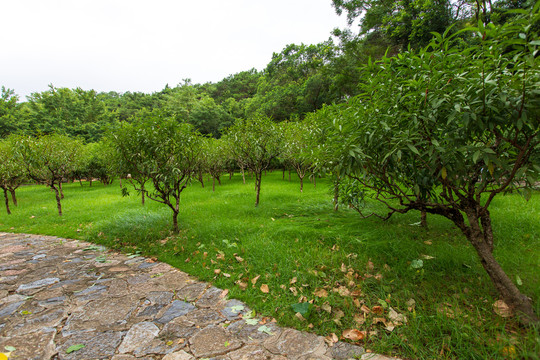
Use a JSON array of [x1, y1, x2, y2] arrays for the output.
[[326, 7, 539, 323], [16, 134, 83, 216], [224, 116, 282, 206], [281, 121, 316, 192], [0, 87, 27, 138], [0, 136, 25, 214], [111, 111, 201, 233], [204, 138, 227, 191]]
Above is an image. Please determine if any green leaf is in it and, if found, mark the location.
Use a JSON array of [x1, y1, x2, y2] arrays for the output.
[[245, 318, 259, 325], [516, 275, 523, 286], [291, 302, 311, 316], [410, 259, 424, 269], [257, 325, 274, 335], [66, 344, 85, 354], [4, 346, 16, 352], [406, 144, 420, 155], [230, 305, 244, 314], [472, 150, 481, 164]]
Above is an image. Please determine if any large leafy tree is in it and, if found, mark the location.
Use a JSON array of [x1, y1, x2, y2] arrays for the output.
[[0, 87, 27, 138], [328, 7, 539, 323], [111, 111, 201, 233], [224, 116, 282, 206]]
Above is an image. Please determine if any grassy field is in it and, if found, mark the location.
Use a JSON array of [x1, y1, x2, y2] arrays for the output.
[[1, 172, 539, 359]]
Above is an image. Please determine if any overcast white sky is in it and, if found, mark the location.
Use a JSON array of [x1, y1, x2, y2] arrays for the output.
[[0, 0, 352, 99]]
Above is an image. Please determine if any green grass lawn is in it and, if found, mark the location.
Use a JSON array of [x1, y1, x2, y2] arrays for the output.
[[1, 172, 538, 359]]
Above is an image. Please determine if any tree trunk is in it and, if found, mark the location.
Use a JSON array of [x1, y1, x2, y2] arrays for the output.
[[288, 169, 291, 181], [89, 179, 92, 187], [313, 175, 316, 188], [421, 211, 427, 228], [212, 177, 216, 192], [229, 171, 233, 180], [282, 168, 285, 180], [59, 181, 64, 199], [172, 210, 179, 234], [9, 189, 17, 207], [3, 188, 11, 215], [299, 176, 304, 193], [141, 184, 145, 206], [255, 172, 262, 207], [464, 213, 538, 324], [79, 179, 83, 186], [333, 177, 340, 211], [199, 172, 205, 188], [51, 184, 62, 216], [241, 166, 246, 184], [119, 178, 123, 188], [217, 176, 221, 186]]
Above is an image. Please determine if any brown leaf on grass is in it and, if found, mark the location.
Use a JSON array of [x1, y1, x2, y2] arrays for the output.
[[388, 307, 407, 324], [216, 253, 225, 261], [214, 269, 221, 275], [251, 275, 261, 285], [235, 255, 244, 262], [203, 252, 208, 258], [361, 305, 371, 314], [333, 309, 345, 321], [383, 264, 391, 271], [220, 289, 229, 298], [289, 287, 298, 296], [342, 329, 366, 341], [340, 263, 347, 272], [260, 284, 269, 293], [437, 304, 455, 318], [236, 281, 248, 291], [314, 288, 328, 298], [334, 286, 350, 297], [406, 298, 416, 312], [424, 240, 432, 245], [353, 299, 361, 308], [493, 300, 513, 318], [321, 304, 332, 313], [372, 306, 384, 315], [351, 290, 363, 297], [290, 277, 297, 284], [223, 273, 231, 278], [374, 274, 383, 281], [373, 317, 387, 325], [367, 261, 375, 271], [295, 312, 306, 321], [354, 314, 366, 325], [324, 333, 339, 346], [280, 284, 286, 290]]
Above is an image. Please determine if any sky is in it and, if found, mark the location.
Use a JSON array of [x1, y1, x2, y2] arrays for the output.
[[0, 0, 352, 99]]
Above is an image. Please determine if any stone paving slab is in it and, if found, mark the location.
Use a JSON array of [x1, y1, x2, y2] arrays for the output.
[[0, 233, 400, 360]]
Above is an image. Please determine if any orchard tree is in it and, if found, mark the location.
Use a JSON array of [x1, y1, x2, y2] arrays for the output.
[[111, 111, 201, 233], [0, 87, 27, 138], [16, 134, 83, 216], [205, 138, 227, 191], [328, 8, 539, 323], [224, 116, 282, 206], [0, 136, 25, 214], [281, 121, 315, 192]]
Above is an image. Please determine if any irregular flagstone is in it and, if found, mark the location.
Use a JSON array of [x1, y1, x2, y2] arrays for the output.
[[264, 328, 327, 359], [57, 330, 125, 360], [361, 354, 402, 360], [157, 300, 196, 324], [228, 344, 287, 360], [184, 308, 225, 327], [0, 327, 56, 360], [221, 298, 251, 320], [325, 341, 366, 359], [16, 277, 60, 292], [161, 318, 201, 339], [189, 324, 243, 358], [162, 350, 195, 360], [118, 321, 160, 353], [196, 286, 226, 308], [5, 308, 67, 336], [0, 301, 24, 318], [176, 281, 208, 302], [227, 319, 281, 343]]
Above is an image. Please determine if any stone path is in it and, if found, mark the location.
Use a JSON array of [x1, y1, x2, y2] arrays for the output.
[[0, 233, 399, 360]]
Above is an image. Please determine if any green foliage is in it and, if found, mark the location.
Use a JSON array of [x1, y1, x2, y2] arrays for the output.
[[0, 87, 27, 138]]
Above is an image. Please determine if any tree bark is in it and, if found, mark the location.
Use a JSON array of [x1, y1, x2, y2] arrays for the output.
[[462, 211, 538, 324], [217, 176, 221, 186], [9, 189, 17, 207], [3, 188, 11, 215], [172, 210, 179, 234], [141, 184, 145, 206], [299, 177, 304, 193], [51, 184, 62, 216], [255, 172, 262, 207], [333, 177, 340, 212], [212, 177, 216, 192], [241, 166, 246, 184], [421, 211, 427, 228], [59, 181, 64, 199]]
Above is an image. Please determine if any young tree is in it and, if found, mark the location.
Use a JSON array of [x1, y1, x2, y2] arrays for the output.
[[281, 121, 315, 192], [111, 111, 201, 233], [16, 134, 83, 216], [0, 137, 25, 214], [205, 138, 227, 191], [327, 8, 539, 323], [224, 116, 282, 206]]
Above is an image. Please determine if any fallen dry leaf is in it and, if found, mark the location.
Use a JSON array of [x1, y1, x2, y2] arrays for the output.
[[314, 288, 328, 298], [340, 263, 347, 272], [406, 298, 416, 311], [223, 273, 231, 278], [260, 284, 269, 293], [361, 305, 371, 314], [236, 281, 247, 291], [290, 277, 297, 284], [353, 298, 361, 308], [388, 307, 407, 324], [342, 329, 366, 341], [367, 261, 375, 271], [493, 300, 513, 318], [280, 284, 286, 290], [372, 306, 384, 315], [321, 304, 332, 313], [354, 314, 366, 325], [289, 287, 298, 296], [324, 333, 339, 346], [295, 312, 306, 321], [214, 269, 221, 275], [424, 240, 432, 245], [373, 317, 387, 325], [251, 275, 261, 285], [235, 256, 244, 262], [337, 286, 351, 297]]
